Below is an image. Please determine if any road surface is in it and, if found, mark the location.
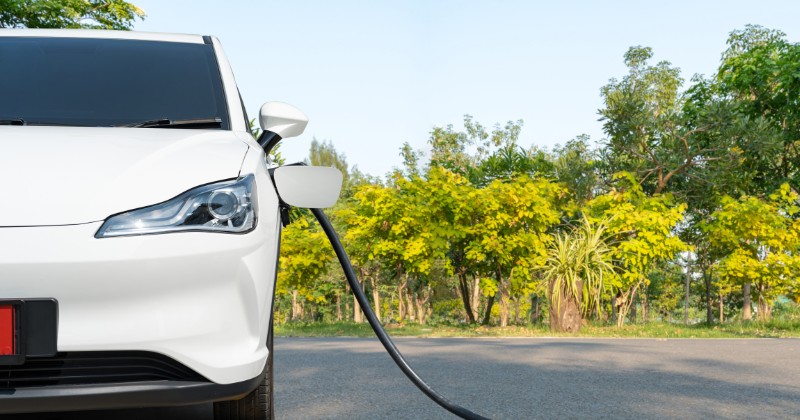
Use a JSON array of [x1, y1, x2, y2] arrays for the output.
[[273, 337, 800, 419], [4, 337, 799, 419]]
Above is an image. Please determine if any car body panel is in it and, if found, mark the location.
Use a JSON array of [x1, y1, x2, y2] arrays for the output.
[[0, 126, 250, 226], [0, 155, 280, 384], [209, 36, 249, 133], [0, 29, 282, 393]]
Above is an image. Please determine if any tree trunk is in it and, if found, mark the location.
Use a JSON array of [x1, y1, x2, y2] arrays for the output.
[[615, 283, 641, 328], [353, 294, 363, 323], [415, 294, 425, 324], [704, 270, 713, 325], [549, 294, 582, 333], [405, 289, 416, 322], [471, 276, 481, 322], [718, 290, 724, 323], [742, 282, 752, 321], [550, 280, 583, 333], [498, 268, 509, 327], [531, 295, 540, 324], [596, 287, 605, 322], [291, 290, 301, 321], [414, 288, 431, 325], [641, 292, 648, 323], [369, 276, 381, 323], [611, 293, 617, 322], [756, 288, 771, 321], [345, 282, 351, 321], [457, 272, 476, 323], [684, 256, 691, 325], [482, 294, 495, 325], [397, 275, 407, 321], [353, 280, 363, 323], [336, 293, 342, 321]]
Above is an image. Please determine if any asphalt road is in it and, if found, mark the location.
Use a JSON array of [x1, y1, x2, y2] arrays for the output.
[[273, 337, 800, 419], [5, 337, 800, 419]]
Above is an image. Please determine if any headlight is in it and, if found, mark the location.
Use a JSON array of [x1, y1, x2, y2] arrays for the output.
[[95, 175, 257, 238]]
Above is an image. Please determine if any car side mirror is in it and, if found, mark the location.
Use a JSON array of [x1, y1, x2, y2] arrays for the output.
[[258, 102, 309, 155], [273, 166, 343, 208], [259, 102, 308, 139]]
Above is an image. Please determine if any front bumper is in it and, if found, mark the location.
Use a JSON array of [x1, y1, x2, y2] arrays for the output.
[[0, 351, 266, 414], [0, 205, 280, 385]]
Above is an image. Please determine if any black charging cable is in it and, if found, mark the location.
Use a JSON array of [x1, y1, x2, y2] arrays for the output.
[[311, 208, 490, 420]]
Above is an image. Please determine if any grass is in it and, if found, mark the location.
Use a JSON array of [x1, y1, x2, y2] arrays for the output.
[[275, 320, 800, 339]]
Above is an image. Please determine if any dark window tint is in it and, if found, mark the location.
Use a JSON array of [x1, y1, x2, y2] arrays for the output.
[[0, 37, 229, 128]]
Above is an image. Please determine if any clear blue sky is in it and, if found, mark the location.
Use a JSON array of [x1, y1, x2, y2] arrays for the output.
[[134, 1, 800, 177]]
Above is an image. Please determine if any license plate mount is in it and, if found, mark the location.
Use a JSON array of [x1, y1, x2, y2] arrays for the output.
[[0, 301, 26, 365]]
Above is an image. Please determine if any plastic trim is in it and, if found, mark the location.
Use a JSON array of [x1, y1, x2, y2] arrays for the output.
[[0, 363, 265, 414]]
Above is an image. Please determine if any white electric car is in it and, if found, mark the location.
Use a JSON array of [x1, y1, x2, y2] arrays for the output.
[[0, 29, 341, 419]]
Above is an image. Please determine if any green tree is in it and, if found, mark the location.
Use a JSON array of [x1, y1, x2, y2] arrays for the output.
[[426, 115, 552, 186], [413, 167, 479, 323], [0, 0, 144, 29], [718, 25, 800, 190], [599, 46, 748, 195], [552, 134, 601, 204], [645, 260, 686, 322], [703, 184, 800, 321], [541, 217, 614, 333], [587, 174, 689, 326], [466, 176, 563, 326], [277, 216, 334, 321], [341, 173, 449, 324]]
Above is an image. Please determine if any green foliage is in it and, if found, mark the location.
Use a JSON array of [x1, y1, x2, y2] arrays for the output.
[[646, 260, 686, 321], [599, 46, 683, 193], [718, 24, 800, 191], [552, 135, 601, 204], [277, 216, 334, 302], [703, 184, 800, 319], [588, 176, 688, 282], [427, 116, 555, 186], [276, 24, 800, 331], [599, 45, 774, 200], [587, 176, 689, 326], [465, 175, 563, 283], [541, 217, 614, 322], [0, 0, 145, 29]]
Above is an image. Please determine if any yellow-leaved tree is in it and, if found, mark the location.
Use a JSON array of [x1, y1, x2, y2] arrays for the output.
[[703, 184, 800, 321], [466, 175, 563, 327], [587, 174, 689, 327]]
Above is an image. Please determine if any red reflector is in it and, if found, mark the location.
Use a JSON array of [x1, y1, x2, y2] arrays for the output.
[[0, 305, 14, 355]]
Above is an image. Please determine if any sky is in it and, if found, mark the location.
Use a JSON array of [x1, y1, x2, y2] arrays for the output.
[[134, 0, 800, 178]]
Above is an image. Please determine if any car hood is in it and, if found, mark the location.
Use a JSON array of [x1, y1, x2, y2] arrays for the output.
[[0, 126, 250, 227]]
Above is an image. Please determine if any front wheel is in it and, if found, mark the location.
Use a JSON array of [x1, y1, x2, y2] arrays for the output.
[[213, 329, 274, 420]]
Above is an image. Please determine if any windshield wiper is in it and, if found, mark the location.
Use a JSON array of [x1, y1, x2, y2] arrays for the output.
[[0, 119, 25, 126], [121, 117, 223, 129]]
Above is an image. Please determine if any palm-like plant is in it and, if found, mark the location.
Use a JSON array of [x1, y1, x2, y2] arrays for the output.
[[542, 216, 615, 332]]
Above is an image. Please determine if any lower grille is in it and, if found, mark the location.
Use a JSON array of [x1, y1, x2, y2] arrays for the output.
[[0, 351, 206, 389]]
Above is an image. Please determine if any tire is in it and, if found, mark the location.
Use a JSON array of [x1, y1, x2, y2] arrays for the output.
[[213, 327, 274, 420]]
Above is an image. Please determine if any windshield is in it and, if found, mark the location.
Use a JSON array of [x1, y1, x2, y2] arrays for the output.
[[0, 37, 230, 129]]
